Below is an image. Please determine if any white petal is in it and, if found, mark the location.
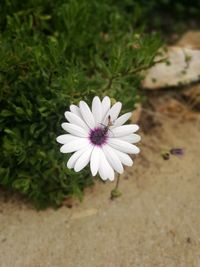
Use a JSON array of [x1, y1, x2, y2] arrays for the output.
[[79, 101, 95, 128], [108, 138, 140, 154], [61, 123, 88, 137], [101, 96, 111, 120], [67, 147, 89, 169], [92, 96, 102, 125], [90, 146, 100, 176], [98, 149, 115, 181], [65, 111, 89, 131], [56, 134, 79, 144], [120, 134, 141, 143], [103, 102, 122, 124], [103, 145, 124, 174], [112, 148, 133, 166], [113, 112, 132, 127], [70, 104, 81, 117], [60, 138, 89, 153], [111, 125, 139, 137], [74, 146, 93, 172]]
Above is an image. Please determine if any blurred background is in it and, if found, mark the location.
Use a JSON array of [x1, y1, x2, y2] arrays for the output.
[[0, 1, 200, 266]]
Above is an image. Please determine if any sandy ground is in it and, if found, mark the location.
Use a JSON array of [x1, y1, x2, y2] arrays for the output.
[[0, 90, 200, 267]]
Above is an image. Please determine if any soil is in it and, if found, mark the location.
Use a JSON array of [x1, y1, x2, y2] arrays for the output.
[[0, 88, 200, 267]]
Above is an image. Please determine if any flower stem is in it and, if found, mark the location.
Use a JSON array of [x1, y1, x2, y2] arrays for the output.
[[110, 173, 122, 200], [115, 173, 120, 190]]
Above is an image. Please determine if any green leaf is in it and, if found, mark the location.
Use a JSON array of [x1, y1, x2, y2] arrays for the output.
[[13, 178, 31, 194], [1, 110, 13, 117]]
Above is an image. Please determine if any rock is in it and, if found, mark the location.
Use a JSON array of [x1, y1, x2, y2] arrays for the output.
[[177, 31, 200, 49], [142, 46, 200, 89]]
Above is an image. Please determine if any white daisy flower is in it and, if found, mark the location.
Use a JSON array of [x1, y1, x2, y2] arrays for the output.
[[56, 96, 141, 181]]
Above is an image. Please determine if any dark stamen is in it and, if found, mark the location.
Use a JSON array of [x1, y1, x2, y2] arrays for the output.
[[89, 127, 108, 146]]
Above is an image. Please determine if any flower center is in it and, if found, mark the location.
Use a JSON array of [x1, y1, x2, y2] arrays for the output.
[[89, 127, 108, 146]]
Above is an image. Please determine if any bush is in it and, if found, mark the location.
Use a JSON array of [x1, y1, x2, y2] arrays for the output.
[[0, 0, 164, 208]]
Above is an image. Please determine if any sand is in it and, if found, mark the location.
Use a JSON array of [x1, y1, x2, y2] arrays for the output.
[[0, 90, 200, 267]]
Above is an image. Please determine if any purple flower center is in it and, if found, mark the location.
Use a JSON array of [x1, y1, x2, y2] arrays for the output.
[[89, 127, 108, 146]]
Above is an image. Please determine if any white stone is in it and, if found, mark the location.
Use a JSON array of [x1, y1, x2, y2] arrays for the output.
[[142, 46, 200, 89]]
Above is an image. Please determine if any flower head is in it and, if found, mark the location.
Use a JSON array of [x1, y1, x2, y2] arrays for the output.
[[56, 96, 141, 181], [170, 148, 184, 156]]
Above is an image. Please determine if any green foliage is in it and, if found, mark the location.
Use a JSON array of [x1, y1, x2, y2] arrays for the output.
[[1, 0, 199, 208], [0, 0, 172, 208]]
